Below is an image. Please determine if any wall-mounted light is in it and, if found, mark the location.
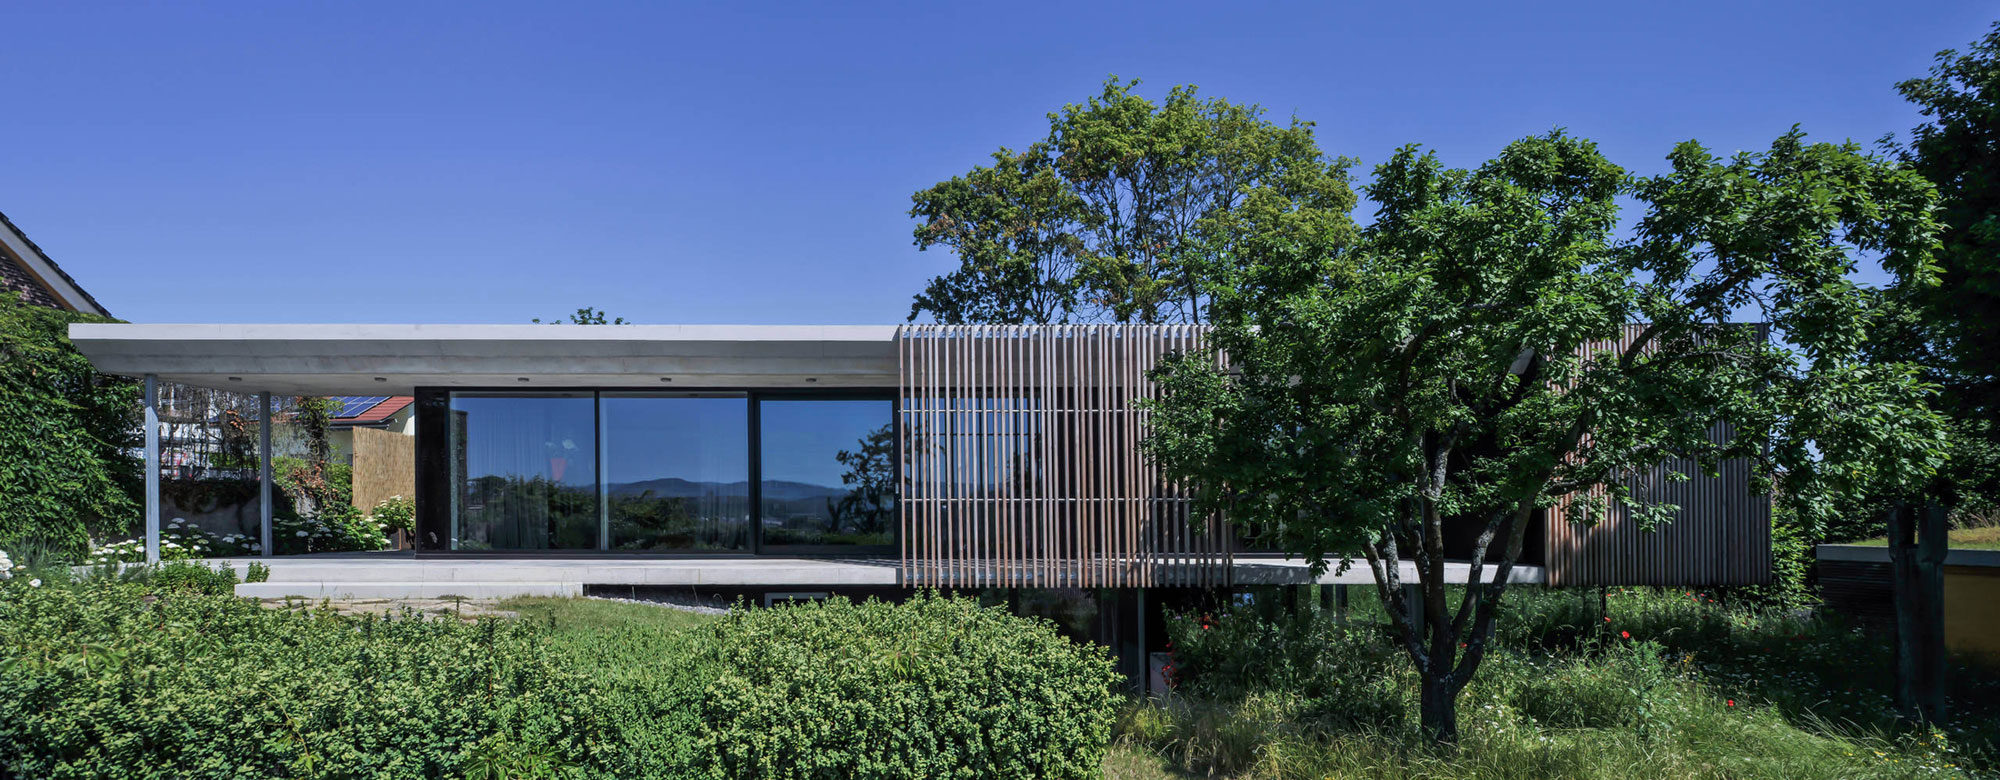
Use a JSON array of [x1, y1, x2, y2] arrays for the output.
[[374, 377, 388, 383], [660, 377, 673, 382], [227, 377, 242, 382], [805, 377, 818, 383], [517, 377, 530, 383]]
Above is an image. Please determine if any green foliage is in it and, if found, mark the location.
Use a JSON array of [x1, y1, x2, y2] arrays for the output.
[[533, 307, 627, 325], [369, 494, 416, 533], [146, 560, 242, 596], [1143, 128, 1949, 740], [908, 77, 1356, 324], [0, 580, 615, 779], [1163, 604, 1404, 732], [1894, 23, 2000, 445], [686, 593, 1120, 779], [1121, 588, 1998, 779], [0, 291, 140, 561], [275, 503, 390, 554], [0, 587, 1119, 779]]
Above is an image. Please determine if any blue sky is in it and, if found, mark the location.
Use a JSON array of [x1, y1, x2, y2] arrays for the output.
[[3, 2, 1990, 324]]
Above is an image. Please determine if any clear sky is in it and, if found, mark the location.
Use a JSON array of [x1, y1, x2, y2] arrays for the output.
[[3, 2, 1991, 324]]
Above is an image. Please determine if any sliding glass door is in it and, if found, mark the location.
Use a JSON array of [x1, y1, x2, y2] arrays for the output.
[[602, 394, 750, 551], [758, 398, 896, 550], [449, 393, 599, 550], [440, 389, 892, 553]]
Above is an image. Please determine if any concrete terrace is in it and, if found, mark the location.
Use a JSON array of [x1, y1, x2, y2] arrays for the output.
[[204, 553, 1544, 600]]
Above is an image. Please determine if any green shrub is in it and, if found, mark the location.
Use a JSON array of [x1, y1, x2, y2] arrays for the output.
[[147, 560, 241, 596], [1164, 603, 1406, 732], [0, 586, 1119, 779], [684, 593, 1119, 780], [370, 495, 416, 533], [0, 580, 617, 779]]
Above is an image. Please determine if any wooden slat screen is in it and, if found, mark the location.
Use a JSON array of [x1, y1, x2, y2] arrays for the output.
[[896, 325, 1233, 588], [1543, 325, 1773, 586]]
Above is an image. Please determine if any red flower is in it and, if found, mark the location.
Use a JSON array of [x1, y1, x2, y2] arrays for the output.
[[1603, 617, 1611, 623], [1621, 631, 1631, 639], [1727, 699, 1736, 707]]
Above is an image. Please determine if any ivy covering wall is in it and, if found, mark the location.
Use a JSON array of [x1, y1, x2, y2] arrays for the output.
[[0, 291, 140, 559]]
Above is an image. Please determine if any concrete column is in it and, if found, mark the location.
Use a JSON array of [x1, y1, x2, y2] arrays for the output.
[[1336, 584, 1349, 623], [143, 374, 160, 564], [259, 391, 273, 558]]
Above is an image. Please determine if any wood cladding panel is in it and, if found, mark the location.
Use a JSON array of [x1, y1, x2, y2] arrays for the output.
[[1543, 325, 1773, 587], [897, 325, 1231, 588]]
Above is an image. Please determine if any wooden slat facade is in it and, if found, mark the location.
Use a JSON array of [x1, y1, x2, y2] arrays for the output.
[[897, 323, 1772, 589], [896, 325, 1233, 588], [1543, 324, 1773, 587]]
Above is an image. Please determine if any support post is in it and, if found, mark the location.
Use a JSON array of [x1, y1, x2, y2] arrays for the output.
[[143, 374, 160, 564], [259, 391, 273, 558], [1336, 584, 1349, 624], [1136, 588, 1149, 696]]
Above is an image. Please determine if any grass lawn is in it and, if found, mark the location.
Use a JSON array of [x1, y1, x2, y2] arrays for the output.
[[1850, 525, 2000, 550]]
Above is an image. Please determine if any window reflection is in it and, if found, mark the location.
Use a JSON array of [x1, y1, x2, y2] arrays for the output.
[[602, 394, 750, 551], [759, 399, 896, 547], [449, 393, 598, 550]]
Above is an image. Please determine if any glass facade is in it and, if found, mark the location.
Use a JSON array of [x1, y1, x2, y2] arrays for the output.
[[439, 390, 892, 552], [759, 398, 897, 548], [449, 393, 599, 550], [602, 394, 750, 551]]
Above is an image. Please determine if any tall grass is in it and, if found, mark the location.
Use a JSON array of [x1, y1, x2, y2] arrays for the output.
[[1115, 587, 1998, 780]]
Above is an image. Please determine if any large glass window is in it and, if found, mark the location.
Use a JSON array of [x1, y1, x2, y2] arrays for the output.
[[449, 393, 598, 550], [602, 394, 750, 551], [440, 391, 894, 552], [759, 398, 896, 548]]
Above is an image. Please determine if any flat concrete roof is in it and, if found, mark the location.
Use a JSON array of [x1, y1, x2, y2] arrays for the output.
[[68, 323, 901, 394]]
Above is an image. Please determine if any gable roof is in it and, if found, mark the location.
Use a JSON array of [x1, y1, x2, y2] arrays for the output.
[[0, 209, 111, 317], [329, 395, 413, 426]]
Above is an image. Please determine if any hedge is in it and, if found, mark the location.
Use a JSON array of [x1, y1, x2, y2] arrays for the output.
[[0, 580, 1118, 779]]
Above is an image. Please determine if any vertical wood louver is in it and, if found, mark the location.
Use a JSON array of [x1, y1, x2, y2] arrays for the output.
[[896, 325, 1234, 588], [895, 324, 1772, 589], [1542, 324, 1774, 587]]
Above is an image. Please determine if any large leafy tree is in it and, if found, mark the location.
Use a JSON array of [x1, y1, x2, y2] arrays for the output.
[[908, 78, 1355, 324], [1859, 21, 2000, 725], [0, 291, 141, 559], [1144, 131, 1946, 743]]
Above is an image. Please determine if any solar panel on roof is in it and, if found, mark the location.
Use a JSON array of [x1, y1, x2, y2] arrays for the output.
[[330, 396, 391, 418]]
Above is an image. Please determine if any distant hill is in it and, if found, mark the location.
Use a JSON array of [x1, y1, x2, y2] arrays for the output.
[[608, 477, 845, 502]]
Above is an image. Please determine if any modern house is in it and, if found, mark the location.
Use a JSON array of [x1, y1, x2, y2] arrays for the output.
[[69, 322, 1772, 682]]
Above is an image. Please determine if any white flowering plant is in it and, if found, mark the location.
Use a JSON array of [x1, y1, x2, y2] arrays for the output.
[[271, 505, 389, 555]]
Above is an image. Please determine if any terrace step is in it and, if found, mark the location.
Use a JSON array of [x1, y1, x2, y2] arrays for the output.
[[234, 581, 582, 600]]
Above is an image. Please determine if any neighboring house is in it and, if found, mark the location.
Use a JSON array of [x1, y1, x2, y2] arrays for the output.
[[327, 396, 415, 465], [0, 209, 111, 316]]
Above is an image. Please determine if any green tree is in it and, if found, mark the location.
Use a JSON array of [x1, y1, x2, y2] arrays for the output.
[[1859, 20, 2000, 725], [533, 307, 627, 324], [832, 424, 896, 537], [909, 77, 1355, 324], [0, 291, 141, 559], [1144, 130, 1947, 744]]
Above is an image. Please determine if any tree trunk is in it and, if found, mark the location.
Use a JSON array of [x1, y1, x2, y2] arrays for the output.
[[1887, 499, 1950, 724], [1419, 672, 1460, 743]]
